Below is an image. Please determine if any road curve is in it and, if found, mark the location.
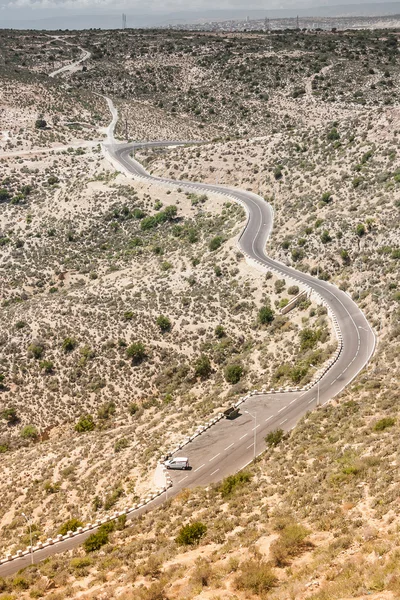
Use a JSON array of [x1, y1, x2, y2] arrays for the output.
[[0, 102, 375, 577], [108, 140, 375, 406]]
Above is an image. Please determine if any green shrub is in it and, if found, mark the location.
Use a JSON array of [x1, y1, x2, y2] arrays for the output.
[[290, 364, 308, 383], [1, 407, 18, 424], [215, 325, 225, 338], [28, 343, 44, 359], [83, 526, 110, 553], [75, 414, 95, 433], [258, 305, 274, 324], [21, 425, 38, 440], [224, 363, 244, 384], [97, 402, 116, 420], [374, 417, 395, 431], [194, 355, 212, 378], [176, 522, 207, 545], [209, 236, 224, 251], [104, 487, 124, 510], [35, 117, 47, 129], [70, 556, 92, 571], [356, 223, 366, 237], [129, 403, 139, 415], [235, 559, 277, 594], [126, 342, 146, 363], [39, 360, 54, 373], [320, 230, 332, 244], [219, 472, 251, 497], [327, 127, 340, 141], [58, 518, 84, 536], [270, 523, 310, 566], [164, 205, 177, 219], [274, 279, 286, 294], [287, 285, 299, 296], [299, 328, 321, 351], [62, 337, 77, 353], [114, 438, 129, 453], [321, 191, 332, 203], [12, 575, 29, 590], [156, 315, 171, 332], [266, 429, 284, 447]]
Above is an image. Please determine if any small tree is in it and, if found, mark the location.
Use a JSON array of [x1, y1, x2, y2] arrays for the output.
[[194, 355, 212, 378], [126, 342, 146, 363], [84, 525, 110, 553], [287, 285, 299, 296], [320, 230, 332, 244], [266, 429, 284, 447], [176, 522, 207, 546], [35, 118, 47, 130], [356, 223, 366, 237], [156, 315, 171, 332], [219, 472, 251, 497], [258, 305, 274, 324], [225, 364, 244, 384], [235, 559, 277, 594]]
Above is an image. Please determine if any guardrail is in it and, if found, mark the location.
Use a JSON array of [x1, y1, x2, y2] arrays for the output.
[[0, 145, 344, 569], [0, 485, 171, 566]]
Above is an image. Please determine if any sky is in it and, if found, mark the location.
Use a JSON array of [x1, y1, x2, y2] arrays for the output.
[[0, 0, 399, 26]]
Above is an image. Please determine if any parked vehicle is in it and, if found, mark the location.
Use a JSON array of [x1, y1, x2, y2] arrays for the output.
[[164, 457, 189, 470]]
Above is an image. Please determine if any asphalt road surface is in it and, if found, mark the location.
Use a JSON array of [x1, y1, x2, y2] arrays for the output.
[[0, 133, 375, 578], [107, 139, 375, 486]]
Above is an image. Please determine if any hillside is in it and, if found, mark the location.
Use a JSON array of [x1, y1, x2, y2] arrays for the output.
[[0, 26, 399, 600]]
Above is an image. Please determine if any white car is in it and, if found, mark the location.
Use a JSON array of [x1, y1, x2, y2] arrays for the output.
[[164, 457, 189, 470]]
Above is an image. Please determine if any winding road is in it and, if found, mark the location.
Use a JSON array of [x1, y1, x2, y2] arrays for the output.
[[0, 65, 375, 577], [105, 136, 375, 486]]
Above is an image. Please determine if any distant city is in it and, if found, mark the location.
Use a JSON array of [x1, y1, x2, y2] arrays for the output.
[[164, 14, 400, 32]]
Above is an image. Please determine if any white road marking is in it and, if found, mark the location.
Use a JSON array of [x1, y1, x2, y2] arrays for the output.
[[252, 424, 260, 431], [289, 398, 297, 405], [308, 397, 316, 404], [210, 469, 220, 476], [224, 443, 234, 451], [277, 405, 287, 413], [247, 443, 254, 450], [265, 416, 273, 422], [239, 433, 248, 440], [280, 418, 288, 425], [209, 453, 220, 462], [179, 475, 188, 483], [194, 464, 205, 473]]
